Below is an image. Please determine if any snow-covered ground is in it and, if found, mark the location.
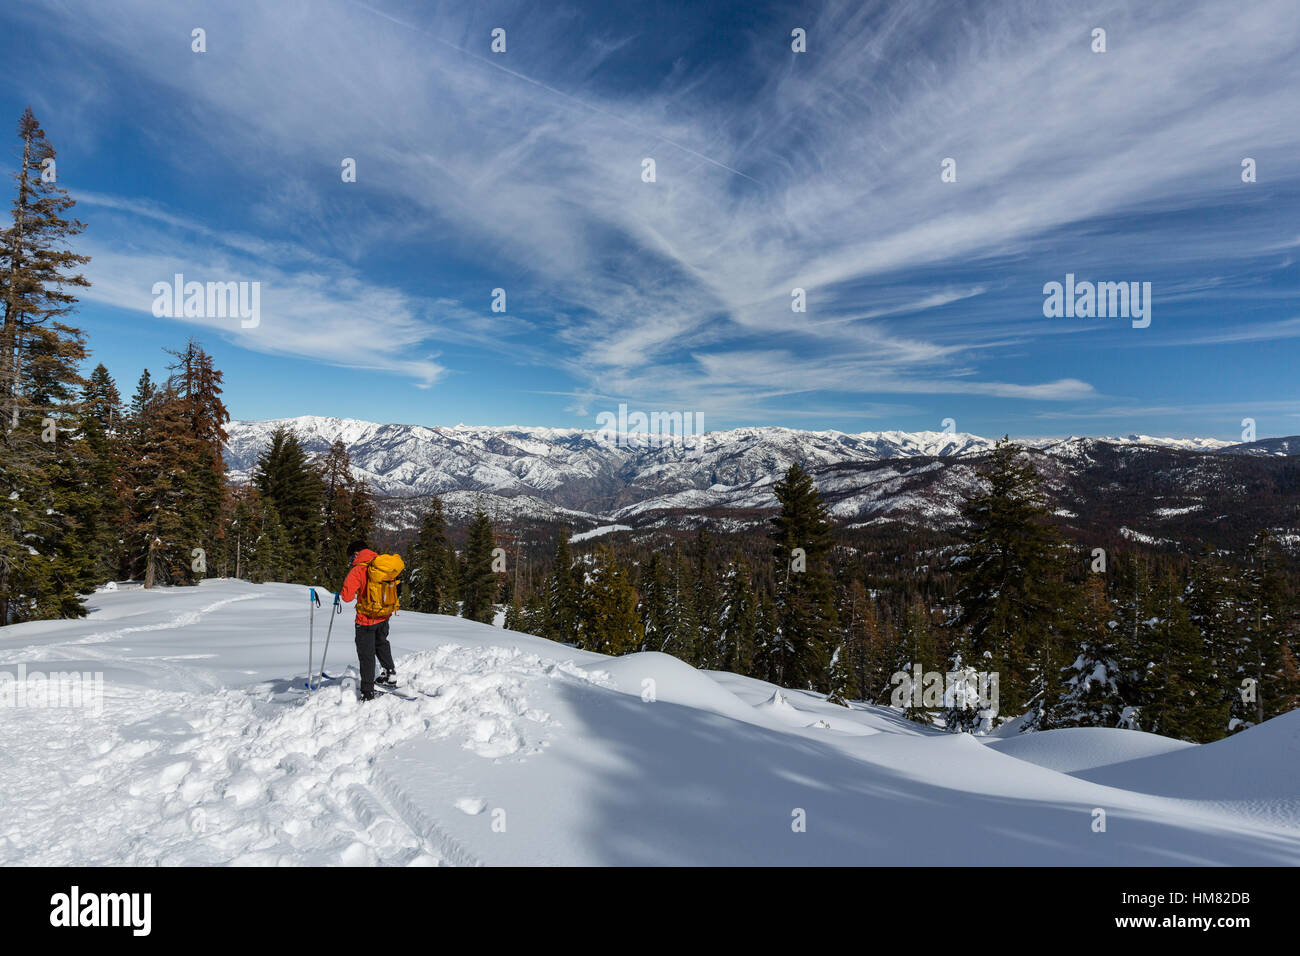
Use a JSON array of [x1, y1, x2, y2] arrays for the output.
[[2, 579, 1298, 866]]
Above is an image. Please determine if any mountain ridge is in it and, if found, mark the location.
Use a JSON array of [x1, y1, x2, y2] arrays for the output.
[[225, 415, 1242, 491], [223, 417, 1294, 545]]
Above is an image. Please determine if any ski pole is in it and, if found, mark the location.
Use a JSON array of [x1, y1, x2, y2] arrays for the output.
[[307, 588, 321, 688], [317, 592, 342, 686]]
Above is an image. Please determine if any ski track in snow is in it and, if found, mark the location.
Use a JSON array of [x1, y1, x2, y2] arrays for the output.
[[0, 636, 597, 866], [0, 593, 264, 667]]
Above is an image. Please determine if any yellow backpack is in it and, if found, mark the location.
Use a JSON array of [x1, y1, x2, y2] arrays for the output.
[[357, 553, 405, 618]]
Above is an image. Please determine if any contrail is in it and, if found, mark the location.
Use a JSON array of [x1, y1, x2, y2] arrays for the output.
[[346, 0, 761, 184]]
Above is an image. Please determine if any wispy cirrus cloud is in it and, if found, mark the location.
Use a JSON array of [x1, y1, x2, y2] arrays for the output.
[[6, 0, 1298, 430]]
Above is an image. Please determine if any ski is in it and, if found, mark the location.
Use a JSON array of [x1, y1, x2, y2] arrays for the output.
[[371, 686, 419, 701], [302, 672, 346, 690], [369, 682, 440, 701]]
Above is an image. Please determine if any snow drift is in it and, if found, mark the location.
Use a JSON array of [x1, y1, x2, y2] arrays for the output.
[[1, 580, 1297, 866]]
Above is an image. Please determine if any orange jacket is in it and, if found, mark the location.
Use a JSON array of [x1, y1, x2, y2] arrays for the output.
[[341, 548, 390, 626]]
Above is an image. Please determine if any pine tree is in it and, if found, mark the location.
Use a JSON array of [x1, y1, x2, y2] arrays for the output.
[[128, 369, 155, 419], [1111, 552, 1153, 730], [460, 508, 498, 623], [840, 577, 889, 703], [10, 325, 97, 617], [769, 463, 838, 690], [120, 366, 159, 576], [521, 590, 548, 636], [83, 364, 121, 428], [545, 528, 581, 641], [579, 546, 644, 655], [250, 499, 290, 584], [223, 487, 259, 580], [252, 425, 321, 582], [315, 440, 371, 581], [77, 364, 129, 583], [1186, 548, 1238, 735], [315, 440, 350, 579], [1054, 573, 1124, 728], [408, 496, 452, 613], [0, 108, 95, 623], [503, 589, 527, 631], [693, 527, 720, 669], [1235, 530, 1300, 727], [164, 340, 229, 579], [637, 551, 670, 653], [1139, 570, 1220, 742], [1028, 579, 1073, 732], [661, 551, 702, 664], [754, 589, 779, 683], [348, 479, 375, 552], [898, 597, 941, 726], [825, 641, 860, 706], [127, 384, 210, 586], [717, 555, 759, 675], [952, 439, 1064, 721]]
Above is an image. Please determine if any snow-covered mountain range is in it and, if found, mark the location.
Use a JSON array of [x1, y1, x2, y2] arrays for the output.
[[223, 417, 1278, 536], [224, 417, 1017, 497]]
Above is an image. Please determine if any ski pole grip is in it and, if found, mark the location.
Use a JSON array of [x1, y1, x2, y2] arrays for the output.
[[310, 588, 321, 607]]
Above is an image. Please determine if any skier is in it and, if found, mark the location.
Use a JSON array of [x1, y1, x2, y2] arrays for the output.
[[339, 540, 405, 701]]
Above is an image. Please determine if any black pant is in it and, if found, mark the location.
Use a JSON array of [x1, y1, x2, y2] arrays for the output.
[[354, 618, 395, 695]]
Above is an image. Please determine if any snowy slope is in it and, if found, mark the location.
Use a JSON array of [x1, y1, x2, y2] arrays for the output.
[[3, 580, 1298, 866], [984, 727, 1195, 773], [1078, 717, 1300, 801]]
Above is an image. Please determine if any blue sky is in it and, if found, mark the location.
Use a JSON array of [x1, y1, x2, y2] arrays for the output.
[[2, 0, 1297, 439]]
